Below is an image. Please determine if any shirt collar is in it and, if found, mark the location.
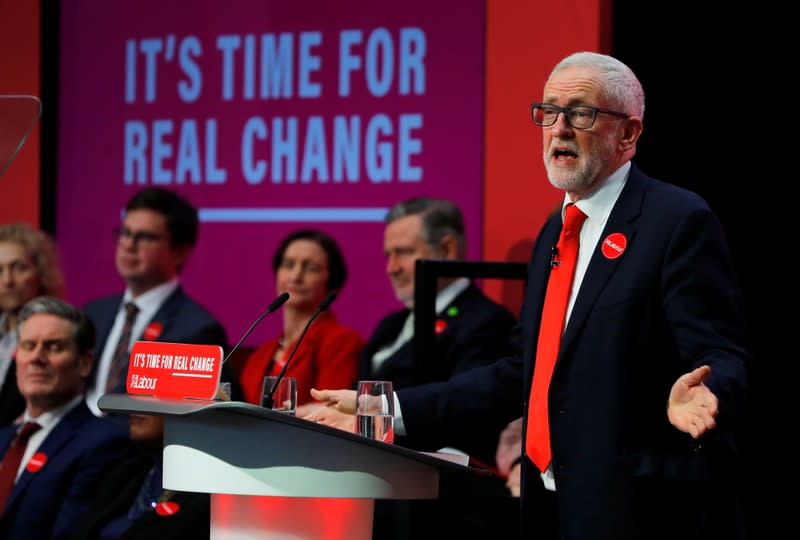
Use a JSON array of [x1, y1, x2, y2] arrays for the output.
[[435, 277, 470, 315], [563, 161, 630, 225], [123, 278, 179, 312], [23, 394, 83, 429], [0, 312, 11, 335]]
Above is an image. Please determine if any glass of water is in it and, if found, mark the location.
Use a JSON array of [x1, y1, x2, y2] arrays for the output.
[[355, 380, 394, 444], [261, 376, 297, 415]]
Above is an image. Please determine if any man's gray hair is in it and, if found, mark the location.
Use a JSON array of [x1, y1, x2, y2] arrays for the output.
[[385, 197, 466, 257], [550, 51, 645, 119], [19, 296, 95, 355]]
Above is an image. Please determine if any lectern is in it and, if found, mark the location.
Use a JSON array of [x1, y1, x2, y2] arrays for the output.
[[99, 394, 484, 540]]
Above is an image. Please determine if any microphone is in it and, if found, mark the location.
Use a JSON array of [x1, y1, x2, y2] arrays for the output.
[[263, 290, 337, 407], [222, 292, 290, 365], [550, 245, 559, 268]]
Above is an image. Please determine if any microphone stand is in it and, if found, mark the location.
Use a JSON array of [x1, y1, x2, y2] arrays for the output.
[[263, 291, 337, 408]]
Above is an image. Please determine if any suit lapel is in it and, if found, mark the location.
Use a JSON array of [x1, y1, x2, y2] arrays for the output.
[[444, 283, 479, 319], [0, 426, 15, 455], [375, 311, 410, 347], [378, 284, 481, 381], [522, 218, 562, 384], [366, 311, 409, 356], [376, 339, 414, 378], [7, 404, 89, 508], [92, 295, 124, 360], [115, 287, 183, 387], [558, 168, 647, 361], [148, 287, 185, 340]]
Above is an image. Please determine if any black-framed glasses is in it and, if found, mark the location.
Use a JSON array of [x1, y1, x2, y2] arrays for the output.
[[113, 227, 165, 245], [530, 102, 629, 129]]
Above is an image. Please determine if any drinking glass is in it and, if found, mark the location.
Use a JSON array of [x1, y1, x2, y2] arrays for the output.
[[355, 380, 394, 444], [261, 376, 297, 415], [217, 382, 232, 401]]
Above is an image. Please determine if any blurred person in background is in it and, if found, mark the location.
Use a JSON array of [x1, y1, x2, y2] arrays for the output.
[[238, 229, 363, 415], [74, 410, 213, 540], [308, 197, 520, 540], [0, 296, 131, 540], [0, 223, 65, 426], [310, 197, 518, 464], [83, 187, 239, 420]]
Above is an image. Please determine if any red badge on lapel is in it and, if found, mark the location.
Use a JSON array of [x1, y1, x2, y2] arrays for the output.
[[155, 501, 180, 516], [26, 452, 47, 473], [143, 322, 163, 341], [601, 233, 627, 260], [434, 319, 448, 335]]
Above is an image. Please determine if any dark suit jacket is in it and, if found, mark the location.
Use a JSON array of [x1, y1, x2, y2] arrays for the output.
[[362, 283, 517, 390], [0, 403, 132, 540], [0, 363, 23, 427], [74, 452, 210, 540], [84, 286, 241, 400], [364, 283, 518, 462], [398, 166, 750, 540], [367, 284, 520, 540]]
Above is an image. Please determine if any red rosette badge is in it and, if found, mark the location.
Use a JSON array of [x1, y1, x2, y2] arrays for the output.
[[143, 322, 163, 341], [26, 452, 47, 473], [434, 319, 448, 335]]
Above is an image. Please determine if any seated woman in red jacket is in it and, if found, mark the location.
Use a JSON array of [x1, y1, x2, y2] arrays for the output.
[[238, 229, 364, 414]]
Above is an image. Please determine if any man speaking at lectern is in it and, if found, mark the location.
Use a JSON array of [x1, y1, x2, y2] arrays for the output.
[[311, 51, 750, 540], [84, 187, 235, 415]]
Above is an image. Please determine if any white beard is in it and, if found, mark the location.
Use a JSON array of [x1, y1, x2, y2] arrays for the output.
[[544, 135, 616, 194]]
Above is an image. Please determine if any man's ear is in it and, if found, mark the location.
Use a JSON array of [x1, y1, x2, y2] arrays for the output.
[[172, 244, 193, 271], [79, 351, 93, 379], [619, 116, 643, 152], [440, 235, 459, 260]]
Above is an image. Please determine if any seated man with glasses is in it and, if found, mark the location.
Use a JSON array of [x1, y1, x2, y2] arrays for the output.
[[83, 187, 240, 418]]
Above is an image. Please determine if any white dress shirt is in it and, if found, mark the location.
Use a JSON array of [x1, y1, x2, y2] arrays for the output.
[[85, 279, 179, 415], [15, 395, 83, 481], [395, 162, 631, 492], [371, 277, 470, 373]]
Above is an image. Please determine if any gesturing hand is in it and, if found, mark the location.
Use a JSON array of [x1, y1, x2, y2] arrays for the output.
[[667, 365, 718, 439], [309, 388, 358, 414], [301, 404, 357, 433]]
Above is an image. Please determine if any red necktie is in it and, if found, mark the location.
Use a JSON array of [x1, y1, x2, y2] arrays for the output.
[[526, 204, 587, 472], [0, 421, 41, 513], [106, 302, 139, 393]]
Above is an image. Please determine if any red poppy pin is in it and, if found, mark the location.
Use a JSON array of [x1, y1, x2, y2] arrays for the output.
[[601, 233, 627, 260], [26, 452, 47, 473], [155, 501, 181, 516], [143, 322, 163, 341], [434, 319, 448, 335]]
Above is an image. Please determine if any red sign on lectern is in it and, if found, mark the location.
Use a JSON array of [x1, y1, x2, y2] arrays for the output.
[[126, 341, 223, 399]]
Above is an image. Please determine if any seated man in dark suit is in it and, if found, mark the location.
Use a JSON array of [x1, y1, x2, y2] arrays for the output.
[[0, 296, 132, 540], [312, 197, 521, 539], [363, 197, 517, 404], [355, 197, 518, 464], [84, 187, 239, 415], [74, 411, 212, 540]]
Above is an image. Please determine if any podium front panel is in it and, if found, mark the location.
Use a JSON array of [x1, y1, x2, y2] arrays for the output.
[[162, 409, 439, 499]]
